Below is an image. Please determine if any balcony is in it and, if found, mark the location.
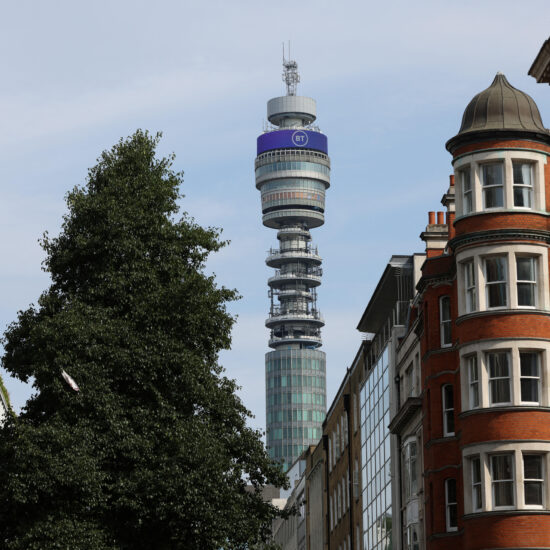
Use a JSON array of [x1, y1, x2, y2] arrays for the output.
[[265, 309, 325, 328], [268, 333, 322, 348], [266, 247, 322, 268], [268, 269, 322, 288]]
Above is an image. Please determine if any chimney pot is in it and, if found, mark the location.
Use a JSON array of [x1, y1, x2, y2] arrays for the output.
[[450, 174, 455, 186], [437, 211, 445, 224], [428, 211, 435, 225]]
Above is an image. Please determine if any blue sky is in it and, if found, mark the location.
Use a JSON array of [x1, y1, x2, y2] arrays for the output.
[[1, 0, 549, 433]]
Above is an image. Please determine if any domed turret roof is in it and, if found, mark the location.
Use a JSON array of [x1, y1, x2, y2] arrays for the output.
[[446, 73, 550, 152]]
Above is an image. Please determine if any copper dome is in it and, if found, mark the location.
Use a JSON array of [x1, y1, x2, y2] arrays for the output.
[[446, 73, 550, 152]]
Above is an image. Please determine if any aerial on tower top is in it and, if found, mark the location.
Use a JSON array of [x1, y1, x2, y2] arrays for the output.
[[282, 42, 300, 96]]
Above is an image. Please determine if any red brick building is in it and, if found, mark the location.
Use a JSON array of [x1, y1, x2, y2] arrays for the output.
[[418, 73, 550, 550]]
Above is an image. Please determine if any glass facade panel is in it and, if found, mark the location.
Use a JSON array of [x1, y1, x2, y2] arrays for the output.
[[360, 344, 392, 550], [265, 348, 326, 468]]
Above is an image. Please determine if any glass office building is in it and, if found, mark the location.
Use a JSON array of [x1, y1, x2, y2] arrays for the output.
[[361, 344, 392, 550]]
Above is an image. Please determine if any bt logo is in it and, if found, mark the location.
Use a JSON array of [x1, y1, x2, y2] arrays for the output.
[[291, 130, 309, 147]]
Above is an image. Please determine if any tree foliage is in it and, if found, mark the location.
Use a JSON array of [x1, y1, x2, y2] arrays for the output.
[[0, 131, 287, 549]]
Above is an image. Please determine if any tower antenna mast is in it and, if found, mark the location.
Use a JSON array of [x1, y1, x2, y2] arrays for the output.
[[282, 41, 300, 96]]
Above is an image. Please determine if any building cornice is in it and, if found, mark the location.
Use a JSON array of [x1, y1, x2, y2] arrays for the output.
[[449, 228, 550, 252]]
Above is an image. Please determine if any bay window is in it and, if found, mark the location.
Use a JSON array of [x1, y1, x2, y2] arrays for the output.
[[487, 351, 511, 405], [464, 445, 550, 514], [491, 454, 514, 507], [455, 152, 544, 216], [482, 163, 504, 208], [513, 162, 533, 208], [461, 344, 547, 410], [485, 256, 508, 308]]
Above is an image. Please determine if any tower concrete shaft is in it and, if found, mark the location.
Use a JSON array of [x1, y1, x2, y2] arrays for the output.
[[256, 59, 329, 469]]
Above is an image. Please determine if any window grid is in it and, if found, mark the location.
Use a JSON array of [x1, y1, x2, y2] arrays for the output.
[[360, 346, 392, 550]]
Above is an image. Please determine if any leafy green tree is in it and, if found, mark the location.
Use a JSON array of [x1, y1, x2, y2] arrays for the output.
[[0, 131, 287, 550]]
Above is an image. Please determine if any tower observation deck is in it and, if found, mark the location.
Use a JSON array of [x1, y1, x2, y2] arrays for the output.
[[256, 56, 329, 469]]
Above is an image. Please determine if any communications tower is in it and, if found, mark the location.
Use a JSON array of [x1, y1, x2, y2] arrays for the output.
[[255, 55, 329, 469]]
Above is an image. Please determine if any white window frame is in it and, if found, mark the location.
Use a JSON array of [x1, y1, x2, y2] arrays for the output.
[[513, 161, 534, 208], [491, 453, 515, 509], [442, 384, 455, 436], [439, 295, 452, 347], [460, 166, 473, 214], [487, 351, 512, 406], [516, 255, 537, 308], [445, 478, 458, 532], [485, 255, 508, 309], [481, 162, 505, 209], [520, 351, 541, 405], [523, 453, 545, 508]]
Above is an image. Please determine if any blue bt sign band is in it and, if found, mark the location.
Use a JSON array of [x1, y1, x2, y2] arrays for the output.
[[257, 129, 328, 155]]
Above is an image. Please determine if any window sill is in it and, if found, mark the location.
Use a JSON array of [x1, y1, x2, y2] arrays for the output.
[[463, 509, 550, 520], [459, 405, 550, 418], [455, 209, 549, 222], [456, 308, 550, 325]]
